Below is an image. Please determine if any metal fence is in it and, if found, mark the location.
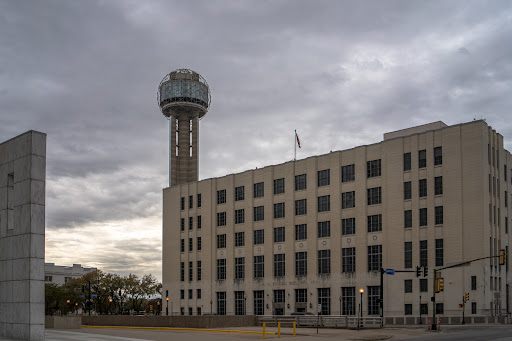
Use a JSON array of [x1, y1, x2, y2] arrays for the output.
[[257, 315, 382, 329]]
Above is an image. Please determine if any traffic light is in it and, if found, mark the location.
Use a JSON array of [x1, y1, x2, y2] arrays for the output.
[[459, 304, 463, 308], [465, 292, 469, 302], [435, 278, 444, 292], [500, 249, 506, 265], [416, 266, 421, 277], [423, 266, 428, 277]]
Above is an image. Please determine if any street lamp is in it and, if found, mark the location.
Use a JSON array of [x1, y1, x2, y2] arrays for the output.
[[359, 288, 364, 330], [244, 294, 247, 315], [210, 300, 213, 314], [339, 296, 342, 315], [166, 297, 169, 316]]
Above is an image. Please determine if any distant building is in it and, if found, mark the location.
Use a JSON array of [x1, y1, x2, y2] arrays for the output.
[[44, 263, 97, 285]]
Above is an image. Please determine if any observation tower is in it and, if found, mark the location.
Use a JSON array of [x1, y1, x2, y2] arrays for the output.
[[157, 69, 211, 187]]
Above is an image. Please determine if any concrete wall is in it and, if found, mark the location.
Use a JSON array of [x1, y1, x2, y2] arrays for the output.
[[82, 315, 258, 328], [0, 131, 46, 340], [45, 316, 81, 329]]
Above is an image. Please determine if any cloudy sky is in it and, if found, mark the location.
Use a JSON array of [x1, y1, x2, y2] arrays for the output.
[[1, 1, 511, 282]]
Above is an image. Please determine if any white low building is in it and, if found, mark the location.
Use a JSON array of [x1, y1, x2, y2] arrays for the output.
[[44, 263, 97, 285]]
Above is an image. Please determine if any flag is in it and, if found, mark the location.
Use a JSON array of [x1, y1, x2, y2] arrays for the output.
[[296, 131, 301, 148]]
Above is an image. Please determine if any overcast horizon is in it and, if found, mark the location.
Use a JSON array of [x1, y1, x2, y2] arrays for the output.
[[1, 1, 512, 283]]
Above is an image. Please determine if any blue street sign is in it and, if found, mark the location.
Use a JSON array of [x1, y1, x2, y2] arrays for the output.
[[91, 294, 97, 298], [385, 269, 395, 275], [80, 295, 85, 298]]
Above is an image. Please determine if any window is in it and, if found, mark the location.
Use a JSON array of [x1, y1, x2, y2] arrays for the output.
[[197, 215, 201, 229], [435, 176, 443, 195], [45, 276, 53, 282], [342, 164, 355, 182], [188, 307, 193, 315], [506, 218, 508, 234], [368, 286, 381, 315], [404, 210, 412, 228], [419, 179, 427, 197], [420, 240, 428, 267], [274, 253, 285, 277], [434, 147, 442, 165], [217, 212, 226, 226], [181, 197, 185, 210], [217, 234, 226, 249], [419, 208, 428, 226], [274, 290, 285, 303], [472, 302, 477, 314], [254, 291, 264, 315], [404, 181, 412, 200], [197, 193, 201, 208], [367, 187, 382, 205], [217, 189, 226, 204], [318, 288, 331, 315], [295, 174, 307, 191], [254, 230, 264, 245], [235, 186, 245, 201], [188, 238, 193, 252], [180, 307, 184, 315], [342, 287, 356, 315], [180, 262, 184, 281], [295, 288, 307, 303], [403, 153, 411, 171], [418, 150, 426, 168], [435, 206, 443, 225], [318, 195, 330, 212], [295, 199, 307, 215], [342, 247, 356, 273], [421, 304, 428, 315], [274, 203, 285, 218], [295, 224, 307, 240], [197, 261, 201, 281], [235, 209, 245, 224], [189, 217, 193, 230], [254, 255, 264, 278], [181, 218, 184, 231], [405, 304, 413, 315], [180, 290, 184, 299], [342, 218, 355, 235], [420, 279, 428, 292], [274, 227, 285, 243], [404, 242, 412, 268], [318, 169, 330, 187], [216, 292, 226, 315], [235, 232, 245, 247], [367, 245, 382, 271], [367, 159, 381, 178], [235, 257, 245, 279], [254, 206, 264, 221], [318, 221, 331, 238], [435, 303, 444, 314], [405, 279, 412, 293], [274, 178, 285, 194], [180, 239, 185, 252], [235, 291, 246, 315], [318, 250, 331, 275], [254, 182, 264, 198], [188, 289, 193, 299], [367, 214, 382, 232], [505, 191, 508, 207], [189, 195, 193, 209], [342, 191, 355, 209], [216, 259, 226, 280], [435, 239, 443, 266], [295, 252, 307, 276], [197, 289, 201, 299]]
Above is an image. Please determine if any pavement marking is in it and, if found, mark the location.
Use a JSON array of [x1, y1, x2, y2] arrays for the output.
[[82, 325, 276, 335]]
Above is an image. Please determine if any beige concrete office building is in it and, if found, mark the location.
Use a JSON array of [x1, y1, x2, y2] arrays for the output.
[[162, 120, 512, 319]]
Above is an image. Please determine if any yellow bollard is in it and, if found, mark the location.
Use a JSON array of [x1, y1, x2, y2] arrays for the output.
[[263, 322, 266, 339], [278, 322, 281, 338], [293, 321, 296, 337]]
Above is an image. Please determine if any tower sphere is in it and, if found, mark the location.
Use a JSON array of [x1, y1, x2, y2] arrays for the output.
[[157, 68, 211, 119]]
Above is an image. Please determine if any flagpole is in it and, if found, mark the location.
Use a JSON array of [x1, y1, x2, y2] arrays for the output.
[[294, 130, 297, 161]]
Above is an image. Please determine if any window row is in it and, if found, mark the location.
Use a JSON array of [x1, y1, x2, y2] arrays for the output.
[[404, 206, 444, 228], [180, 216, 201, 231], [181, 194, 202, 210], [403, 147, 442, 171], [404, 177, 443, 200], [404, 239, 444, 268]]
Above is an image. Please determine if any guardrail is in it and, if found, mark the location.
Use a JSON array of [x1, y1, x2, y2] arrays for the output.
[[257, 315, 382, 329]]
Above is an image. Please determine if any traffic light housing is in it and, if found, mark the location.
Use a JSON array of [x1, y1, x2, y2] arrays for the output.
[[465, 292, 469, 302], [459, 304, 463, 308], [500, 249, 506, 265], [423, 266, 428, 277], [435, 278, 444, 292], [416, 266, 421, 277]]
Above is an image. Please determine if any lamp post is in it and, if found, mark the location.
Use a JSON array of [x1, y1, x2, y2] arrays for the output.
[[359, 288, 364, 330], [210, 299, 213, 314], [339, 296, 342, 315], [419, 295, 422, 324], [166, 297, 169, 316], [244, 294, 247, 315]]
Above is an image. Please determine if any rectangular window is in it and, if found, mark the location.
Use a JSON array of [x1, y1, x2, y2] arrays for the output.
[[403, 153, 411, 171], [295, 288, 307, 303], [197, 215, 201, 229], [435, 239, 444, 266], [180, 290, 184, 299], [274, 202, 285, 219], [254, 206, 264, 221], [235, 232, 245, 247], [404, 242, 412, 268], [342, 287, 356, 315], [254, 255, 264, 278], [435, 176, 443, 195], [197, 261, 201, 281], [435, 206, 443, 225], [274, 289, 285, 303], [295, 199, 307, 215], [318, 221, 331, 238], [188, 262, 193, 281], [404, 280, 413, 293], [368, 245, 382, 271], [318, 249, 331, 275], [405, 304, 412, 315], [436, 303, 444, 315], [420, 279, 428, 292], [418, 150, 426, 168], [274, 226, 285, 243], [235, 186, 245, 201], [216, 259, 226, 280], [342, 164, 355, 182], [188, 238, 193, 252], [295, 174, 307, 191], [274, 178, 285, 194], [197, 193, 201, 208], [318, 169, 330, 187], [181, 197, 185, 210], [367, 187, 382, 205], [342, 247, 356, 273], [180, 262, 185, 281], [434, 147, 442, 165], [420, 240, 428, 267], [318, 195, 330, 212], [188, 307, 193, 315], [189, 195, 193, 209], [295, 224, 307, 240], [419, 179, 427, 197], [506, 218, 508, 234], [180, 239, 184, 253], [367, 159, 382, 178], [472, 302, 477, 314], [216, 292, 226, 315], [189, 217, 193, 230], [342, 191, 355, 209], [419, 208, 428, 226], [217, 212, 226, 226], [235, 209, 245, 224], [295, 252, 307, 276], [274, 253, 285, 277], [234, 291, 246, 315], [254, 291, 264, 315], [471, 276, 476, 290], [404, 210, 412, 228], [318, 288, 331, 315], [181, 218, 184, 231], [254, 230, 264, 245], [404, 181, 412, 200], [197, 289, 201, 299], [368, 286, 381, 315], [421, 304, 428, 315], [217, 234, 226, 249], [235, 257, 245, 279], [217, 189, 226, 204], [505, 191, 508, 207], [254, 182, 264, 198], [342, 218, 355, 235], [367, 214, 382, 232]]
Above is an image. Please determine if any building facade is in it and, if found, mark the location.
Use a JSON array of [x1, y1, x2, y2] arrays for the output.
[[44, 263, 97, 285], [162, 120, 512, 318]]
